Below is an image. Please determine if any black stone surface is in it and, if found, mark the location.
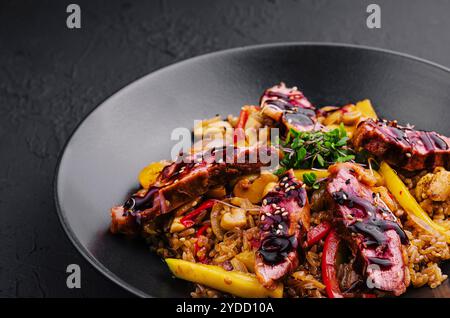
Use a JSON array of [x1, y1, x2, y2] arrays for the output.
[[1, 0, 449, 298]]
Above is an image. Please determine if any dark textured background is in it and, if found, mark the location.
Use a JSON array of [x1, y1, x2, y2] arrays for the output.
[[1, 0, 450, 297]]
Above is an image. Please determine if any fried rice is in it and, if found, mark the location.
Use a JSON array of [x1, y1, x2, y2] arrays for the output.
[[141, 164, 450, 298]]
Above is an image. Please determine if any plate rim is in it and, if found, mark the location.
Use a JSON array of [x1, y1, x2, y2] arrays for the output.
[[54, 42, 450, 298]]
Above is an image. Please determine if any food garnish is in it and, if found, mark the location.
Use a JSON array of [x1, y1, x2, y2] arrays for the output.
[[278, 124, 355, 173]]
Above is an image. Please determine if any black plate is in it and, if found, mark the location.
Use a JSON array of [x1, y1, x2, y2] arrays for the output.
[[55, 43, 450, 298]]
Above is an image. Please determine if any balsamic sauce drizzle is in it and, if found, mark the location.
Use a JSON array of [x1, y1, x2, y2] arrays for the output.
[[123, 187, 159, 215], [332, 190, 408, 245], [331, 188, 408, 269], [258, 173, 305, 265], [377, 120, 448, 151]]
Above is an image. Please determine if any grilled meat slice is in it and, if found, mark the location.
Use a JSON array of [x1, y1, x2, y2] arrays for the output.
[[353, 119, 450, 171], [110, 145, 275, 235], [110, 206, 138, 236], [255, 170, 310, 289], [260, 83, 321, 132], [327, 163, 409, 296]]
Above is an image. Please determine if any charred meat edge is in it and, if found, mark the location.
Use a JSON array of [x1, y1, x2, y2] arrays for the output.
[[353, 119, 450, 171]]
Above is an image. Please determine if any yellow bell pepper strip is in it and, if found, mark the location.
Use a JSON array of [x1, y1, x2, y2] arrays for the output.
[[294, 169, 329, 181], [235, 251, 256, 273], [379, 162, 450, 243], [355, 99, 378, 120], [165, 258, 283, 298], [138, 161, 167, 189]]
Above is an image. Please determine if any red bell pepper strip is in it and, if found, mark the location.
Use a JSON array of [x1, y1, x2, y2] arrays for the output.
[[180, 199, 216, 227], [196, 223, 210, 237], [322, 230, 344, 298], [194, 223, 210, 262], [322, 230, 377, 298], [305, 221, 331, 247], [236, 108, 250, 129], [233, 105, 260, 144], [234, 108, 249, 144]]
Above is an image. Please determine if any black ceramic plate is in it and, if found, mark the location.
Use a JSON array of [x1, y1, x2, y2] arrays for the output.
[[55, 43, 450, 298]]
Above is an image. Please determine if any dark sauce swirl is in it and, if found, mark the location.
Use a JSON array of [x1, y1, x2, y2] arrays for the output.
[[284, 111, 315, 128], [429, 133, 448, 150], [332, 190, 408, 245], [123, 187, 159, 216], [259, 235, 297, 265], [376, 120, 449, 151]]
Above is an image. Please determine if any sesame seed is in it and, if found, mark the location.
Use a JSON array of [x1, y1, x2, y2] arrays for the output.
[[289, 186, 295, 191], [406, 152, 412, 158], [276, 230, 281, 235], [284, 183, 289, 188], [278, 224, 283, 229], [282, 177, 288, 182], [261, 215, 265, 221], [263, 199, 267, 205], [281, 207, 286, 212], [271, 203, 277, 209]]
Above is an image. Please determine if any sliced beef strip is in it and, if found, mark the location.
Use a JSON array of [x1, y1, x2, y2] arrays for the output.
[[353, 119, 450, 171], [255, 169, 310, 289], [110, 145, 275, 236], [326, 163, 409, 296], [260, 83, 321, 133]]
